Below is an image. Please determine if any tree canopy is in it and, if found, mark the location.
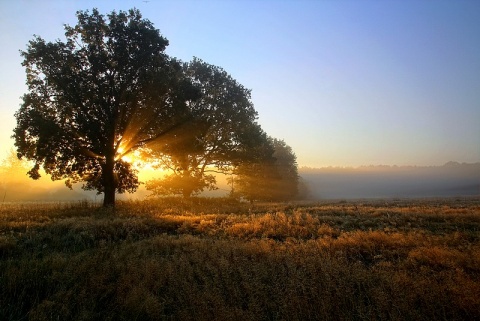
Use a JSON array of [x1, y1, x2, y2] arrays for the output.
[[145, 58, 264, 198], [13, 8, 199, 206], [234, 138, 299, 202]]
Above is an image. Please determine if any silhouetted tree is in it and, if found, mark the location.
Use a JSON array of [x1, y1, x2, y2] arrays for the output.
[[235, 138, 299, 202], [270, 138, 299, 199], [146, 58, 262, 197], [13, 8, 199, 207]]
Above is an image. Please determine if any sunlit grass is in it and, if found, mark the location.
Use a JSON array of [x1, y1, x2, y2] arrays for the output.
[[1, 197, 479, 320]]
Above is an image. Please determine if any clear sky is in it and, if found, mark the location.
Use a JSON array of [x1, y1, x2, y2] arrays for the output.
[[1, 0, 479, 168]]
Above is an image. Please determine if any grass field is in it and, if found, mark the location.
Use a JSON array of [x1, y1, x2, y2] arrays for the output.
[[1, 197, 479, 320]]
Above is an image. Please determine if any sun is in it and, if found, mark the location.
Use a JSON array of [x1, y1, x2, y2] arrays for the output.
[[116, 146, 134, 163], [121, 154, 133, 163], [116, 146, 152, 170]]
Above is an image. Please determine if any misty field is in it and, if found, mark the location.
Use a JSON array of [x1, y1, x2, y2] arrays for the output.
[[1, 198, 479, 321]]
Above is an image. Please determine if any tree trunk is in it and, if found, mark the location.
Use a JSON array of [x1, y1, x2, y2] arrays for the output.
[[103, 155, 116, 208], [182, 188, 192, 199], [181, 169, 193, 199]]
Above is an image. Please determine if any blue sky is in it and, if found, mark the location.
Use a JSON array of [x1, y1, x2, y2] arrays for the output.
[[1, 0, 479, 167]]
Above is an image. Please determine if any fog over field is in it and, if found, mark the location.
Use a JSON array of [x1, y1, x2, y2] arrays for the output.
[[2, 160, 477, 202], [300, 162, 480, 200]]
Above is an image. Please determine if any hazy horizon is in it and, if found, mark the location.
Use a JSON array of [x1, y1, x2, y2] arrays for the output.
[[1, 159, 478, 202]]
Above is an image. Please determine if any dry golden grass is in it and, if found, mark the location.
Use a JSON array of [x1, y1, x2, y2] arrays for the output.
[[1, 197, 479, 320]]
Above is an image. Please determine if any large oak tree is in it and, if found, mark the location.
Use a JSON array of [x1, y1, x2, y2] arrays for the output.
[[13, 9, 198, 207]]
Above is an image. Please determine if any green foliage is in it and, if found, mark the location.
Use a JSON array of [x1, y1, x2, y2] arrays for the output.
[[146, 58, 264, 198], [1, 198, 479, 320], [234, 137, 299, 202], [13, 8, 198, 206]]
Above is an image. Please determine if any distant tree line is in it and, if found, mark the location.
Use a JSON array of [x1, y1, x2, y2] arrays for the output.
[[13, 8, 298, 207]]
